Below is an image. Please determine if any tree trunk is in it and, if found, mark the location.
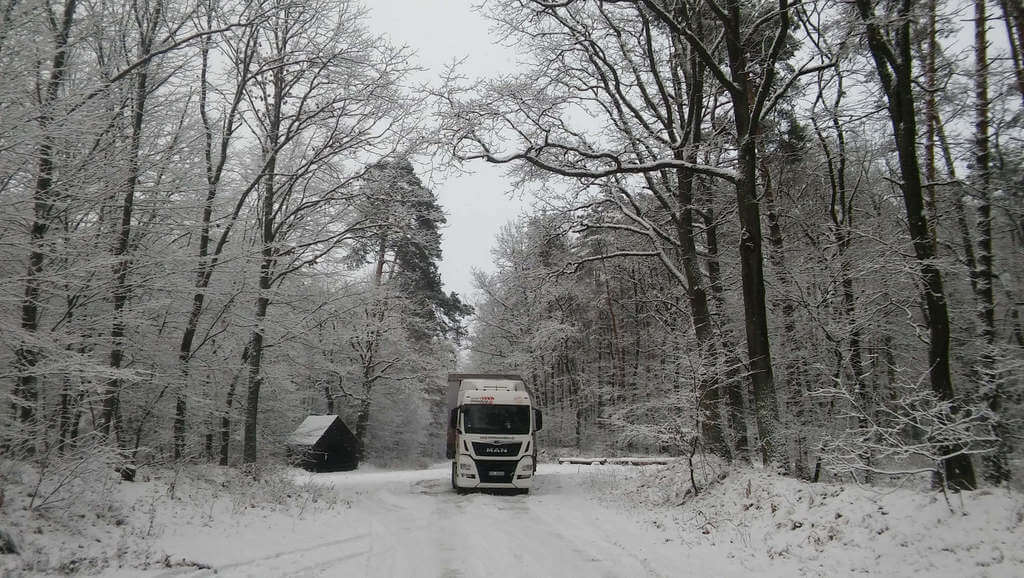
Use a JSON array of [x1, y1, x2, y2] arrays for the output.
[[814, 64, 870, 479], [324, 384, 335, 414], [56, 379, 78, 453], [974, 0, 996, 347], [599, 264, 625, 394], [354, 392, 373, 462], [241, 39, 286, 463], [242, 211, 276, 463], [703, 192, 749, 462], [635, 0, 787, 465], [100, 0, 163, 438], [924, 0, 942, 238], [761, 154, 804, 475], [927, 105, 983, 305], [854, 0, 976, 490], [177, 6, 255, 461], [997, 0, 1024, 106], [220, 345, 249, 466], [674, 158, 725, 456], [242, 296, 268, 464], [12, 0, 78, 440], [708, 0, 786, 469], [974, 0, 1011, 485], [675, 26, 726, 456], [735, 136, 782, 468]]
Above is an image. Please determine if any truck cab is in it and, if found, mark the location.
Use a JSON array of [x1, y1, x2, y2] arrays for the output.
[[446, 374, 542, 494]]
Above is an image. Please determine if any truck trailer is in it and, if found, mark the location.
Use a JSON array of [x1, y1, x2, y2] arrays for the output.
[[446, 373, 542, 494]]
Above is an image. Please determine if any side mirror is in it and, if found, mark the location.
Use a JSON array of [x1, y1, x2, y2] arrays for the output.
[[449, 408, 459, 429], [534, 408, 543, 431]]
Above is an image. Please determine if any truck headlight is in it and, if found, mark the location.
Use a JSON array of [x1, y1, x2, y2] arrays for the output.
[[519, 457, 534, 473], [459, 461, 474, 472]]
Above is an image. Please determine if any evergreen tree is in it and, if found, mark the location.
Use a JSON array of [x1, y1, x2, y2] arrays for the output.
[[352, 159, 473, 342]]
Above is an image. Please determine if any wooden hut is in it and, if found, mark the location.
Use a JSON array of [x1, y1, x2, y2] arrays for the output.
[[286, 415, 359, 472]]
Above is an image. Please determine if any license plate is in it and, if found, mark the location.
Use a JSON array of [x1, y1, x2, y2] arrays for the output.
[[489, 471, 504, 476]]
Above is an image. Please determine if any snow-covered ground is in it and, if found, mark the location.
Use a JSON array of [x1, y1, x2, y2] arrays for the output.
[[121, 463, 728, 577], [2, 459, 1023, 576]]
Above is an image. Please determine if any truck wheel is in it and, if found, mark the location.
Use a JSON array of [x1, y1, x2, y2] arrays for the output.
[[451, 463, 458, 491]]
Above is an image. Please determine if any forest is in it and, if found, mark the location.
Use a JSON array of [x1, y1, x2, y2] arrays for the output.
[[0, 0, 474, 482], [1, 0, 1022, 498]]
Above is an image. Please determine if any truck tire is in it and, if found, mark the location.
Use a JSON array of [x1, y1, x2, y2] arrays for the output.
[[451, 463, 458, 491]]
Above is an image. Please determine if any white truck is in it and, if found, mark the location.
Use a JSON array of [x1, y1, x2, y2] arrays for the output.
[[446, 373, 542, 494]]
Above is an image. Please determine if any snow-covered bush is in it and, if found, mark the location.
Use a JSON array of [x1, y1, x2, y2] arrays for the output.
[[813, 380, 1001, 487]]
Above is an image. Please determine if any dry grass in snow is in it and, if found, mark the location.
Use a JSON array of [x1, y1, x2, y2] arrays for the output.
[[0, 458, 343, 576], [1, 455, 1022, 577], [575, 459, 1024, 576]]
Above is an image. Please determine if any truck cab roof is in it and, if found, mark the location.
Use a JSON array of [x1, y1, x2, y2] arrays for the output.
[[458, 378, 526, 392], [459, 389, 531, 406]]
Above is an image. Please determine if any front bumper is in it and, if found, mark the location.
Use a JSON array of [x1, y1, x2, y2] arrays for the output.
[[455, 455, 534, 489]]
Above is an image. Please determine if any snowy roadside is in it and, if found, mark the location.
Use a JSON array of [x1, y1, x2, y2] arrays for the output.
[[570, 459, 1024, 577], [0, 460, 351, 576], [1, 457, 1022, 576]]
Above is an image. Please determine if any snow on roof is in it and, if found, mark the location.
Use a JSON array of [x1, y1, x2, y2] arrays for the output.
[[287, 415, 338, 446], [459, 379, 524, 392]]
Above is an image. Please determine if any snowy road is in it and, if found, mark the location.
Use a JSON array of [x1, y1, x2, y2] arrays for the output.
[[146, 464, 741, 578], [328, 466, 669, 577]]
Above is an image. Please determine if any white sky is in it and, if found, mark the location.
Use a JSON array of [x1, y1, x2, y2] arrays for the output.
[[364, 1, 527, 301]]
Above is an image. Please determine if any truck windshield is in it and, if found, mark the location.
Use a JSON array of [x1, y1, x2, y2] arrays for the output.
[[462, 405, 530, 435]]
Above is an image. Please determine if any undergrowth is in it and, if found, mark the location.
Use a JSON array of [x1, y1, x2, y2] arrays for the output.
[[0, 458, 344, 575]]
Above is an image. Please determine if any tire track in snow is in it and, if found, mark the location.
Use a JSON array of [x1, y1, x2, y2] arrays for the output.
[[527, 493, 664, 577], [150, 465, 693, 577], [154, 532, 371, 577], [423, 474, 651, 577]]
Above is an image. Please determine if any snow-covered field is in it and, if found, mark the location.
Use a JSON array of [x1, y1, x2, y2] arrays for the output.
[[2, 459, 1023, 576]]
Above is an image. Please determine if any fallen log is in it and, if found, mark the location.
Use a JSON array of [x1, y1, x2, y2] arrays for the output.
[[556, 457, 672, 466]]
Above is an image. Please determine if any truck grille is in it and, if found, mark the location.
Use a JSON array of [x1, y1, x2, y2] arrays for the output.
[[472, 442, 522, 457], [475, 459, 518, 483]]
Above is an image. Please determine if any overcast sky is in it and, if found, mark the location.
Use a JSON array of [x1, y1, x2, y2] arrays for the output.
[[364, 1, 527, 301]]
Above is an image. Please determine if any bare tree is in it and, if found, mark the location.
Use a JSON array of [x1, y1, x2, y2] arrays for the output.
[[239, 0, 417, 464], [973, 0, 1011, 485], [997, 0, 1024, 106], [11, 0, 79, 438], [440, 0, 834, 468], [852, 0, 977, 490], [97, 0, 170, 440], [171, 0, 265, 460]]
